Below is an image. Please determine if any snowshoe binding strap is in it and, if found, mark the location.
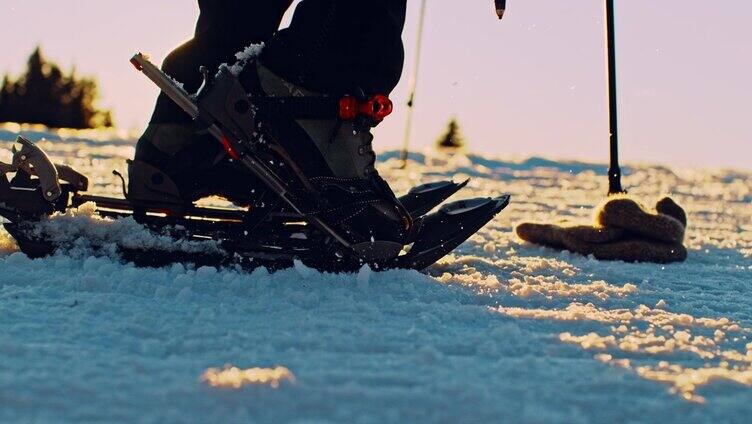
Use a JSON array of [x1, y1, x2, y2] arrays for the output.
[[246, 94, 392, 126], [338, 94, 393, 124]]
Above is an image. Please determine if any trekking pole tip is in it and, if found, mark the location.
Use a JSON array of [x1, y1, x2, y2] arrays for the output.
[[495, 0, 506, 19]]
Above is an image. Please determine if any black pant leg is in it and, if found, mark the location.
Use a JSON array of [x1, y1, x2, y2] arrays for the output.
[[150, 0, 292, 124], [148, 0, 408, 124], [262, 0, 407, 96]]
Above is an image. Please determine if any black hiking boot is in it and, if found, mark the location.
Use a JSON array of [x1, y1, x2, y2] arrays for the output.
[[131, 123, 263, 208], [231, 60, 415, 259]]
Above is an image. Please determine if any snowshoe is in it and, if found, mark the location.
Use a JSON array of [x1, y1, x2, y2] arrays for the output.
[[0, 135, 508, 272], [0, 53, 510, 273]]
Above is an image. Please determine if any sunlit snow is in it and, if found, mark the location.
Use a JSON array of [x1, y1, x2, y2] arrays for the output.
[[0, 125, 750, 422], [201, 365, 295, 389]]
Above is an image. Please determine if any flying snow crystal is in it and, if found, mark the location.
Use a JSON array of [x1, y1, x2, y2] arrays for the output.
[[201, 366, 295, 389]]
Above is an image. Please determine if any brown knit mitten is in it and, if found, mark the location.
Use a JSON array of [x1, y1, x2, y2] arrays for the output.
[[597, 198, 685, 244], [587, 239, 687, 263], [656, 197, 687, 227], [515, 223, 624, 255], [515, 223, 566, 249], [516, 196, 689, 264]]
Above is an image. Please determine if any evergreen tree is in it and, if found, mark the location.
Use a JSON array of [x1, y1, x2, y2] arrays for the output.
[[0, 47, 113, 129], [0, 75, 14, 122], [436, 118, 465, 150]]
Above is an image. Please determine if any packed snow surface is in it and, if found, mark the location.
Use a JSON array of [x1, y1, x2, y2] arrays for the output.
[[1, 125, 750, 423]]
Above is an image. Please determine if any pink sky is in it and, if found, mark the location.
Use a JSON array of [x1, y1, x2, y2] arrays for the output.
[[1, 0, 750, 168]]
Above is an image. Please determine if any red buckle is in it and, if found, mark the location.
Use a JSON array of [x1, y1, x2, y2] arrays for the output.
[[339, 94, 393, 122]]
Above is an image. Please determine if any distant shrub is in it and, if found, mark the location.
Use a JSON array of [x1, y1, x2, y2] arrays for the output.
[[436, 119, 465, 149], [436, 118, 465, 150], [0, 47, 113, 129]]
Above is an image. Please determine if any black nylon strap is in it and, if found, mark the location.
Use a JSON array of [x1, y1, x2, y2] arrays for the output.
[[250, 96, 340, 119]]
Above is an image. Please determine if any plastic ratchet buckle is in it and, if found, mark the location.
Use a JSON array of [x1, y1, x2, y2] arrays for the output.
[[338, 94, 394, 123]]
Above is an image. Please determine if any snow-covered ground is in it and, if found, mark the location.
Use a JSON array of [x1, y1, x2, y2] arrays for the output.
[[1, 125, 750, 423]]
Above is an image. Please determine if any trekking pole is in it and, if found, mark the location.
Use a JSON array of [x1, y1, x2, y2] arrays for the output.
[[605, 0, 626, 195], [399, 0, 428, 169]]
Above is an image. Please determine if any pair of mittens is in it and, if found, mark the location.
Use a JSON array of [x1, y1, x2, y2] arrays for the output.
[[516, 197, 687, 263]]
